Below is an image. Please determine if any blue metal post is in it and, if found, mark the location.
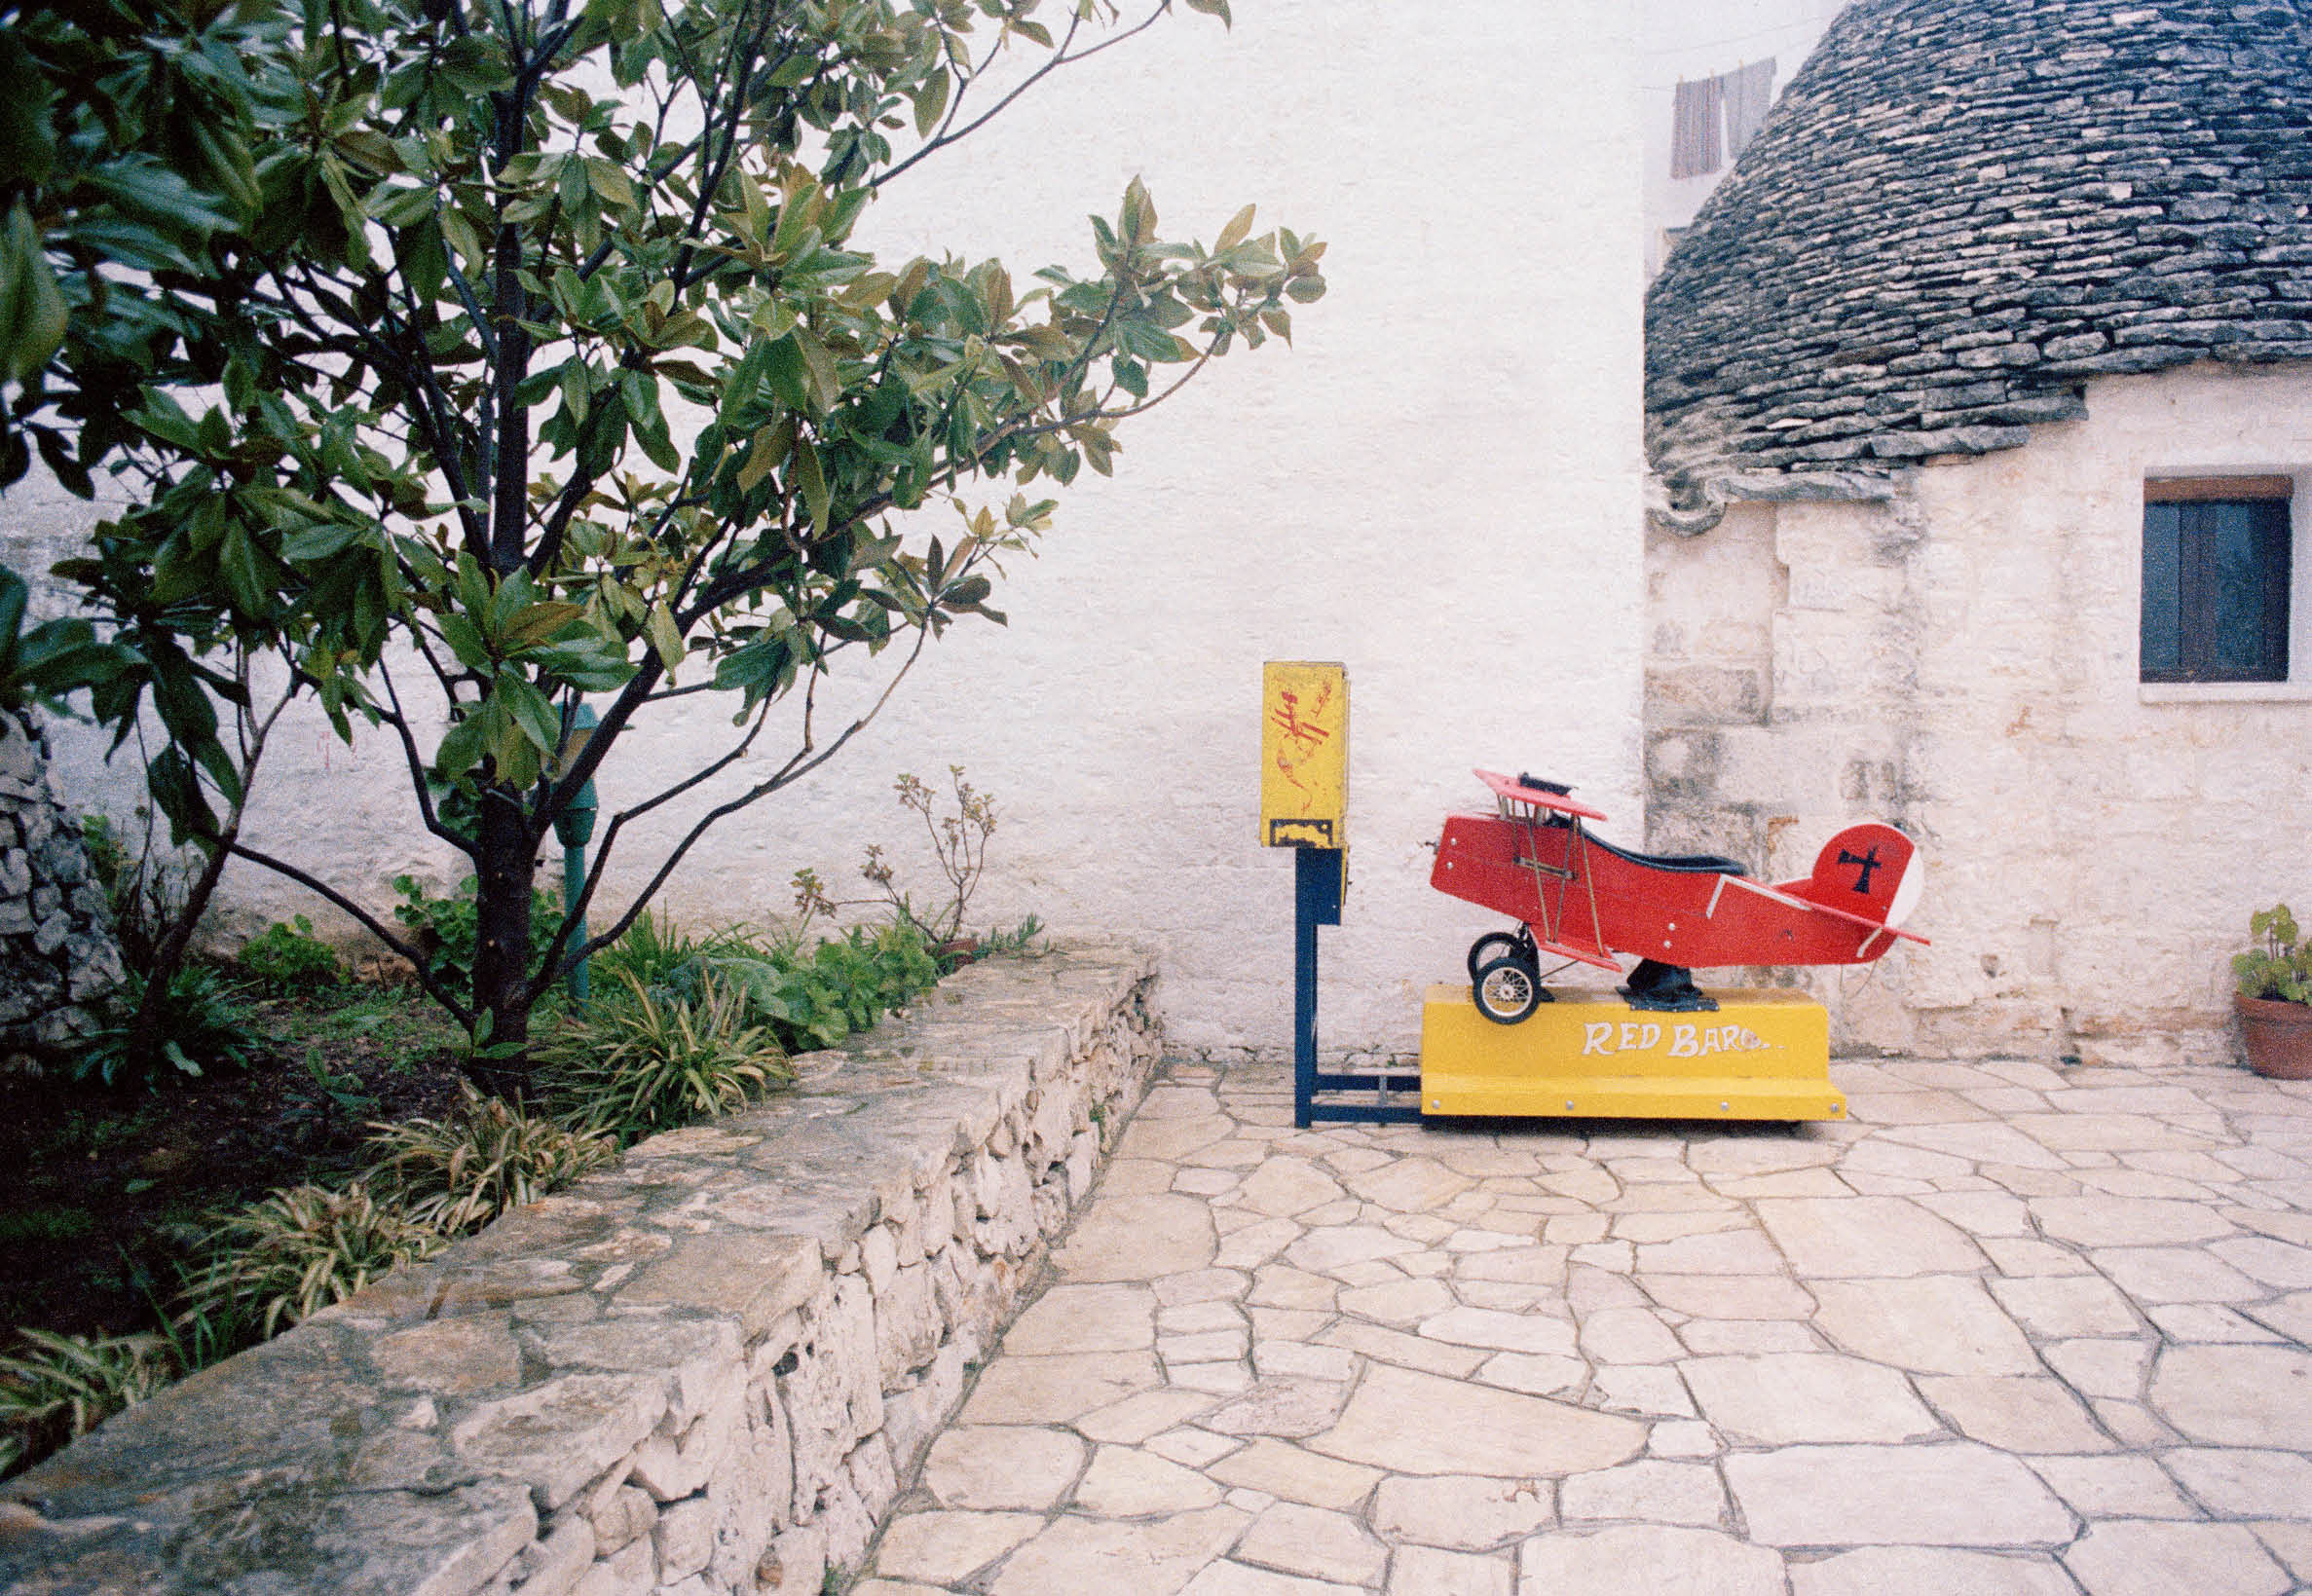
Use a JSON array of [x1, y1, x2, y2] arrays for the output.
[[1293, 846, 1343, 1128]]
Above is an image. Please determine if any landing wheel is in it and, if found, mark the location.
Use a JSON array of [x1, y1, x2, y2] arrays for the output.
[[1467, 931, 1532, 984], [1473, 955, 1545, 1024]]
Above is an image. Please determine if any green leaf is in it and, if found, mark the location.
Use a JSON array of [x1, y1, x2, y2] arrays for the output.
[[913, 68, 951, 137], [646, 605, 685, 672], [498, 673, 561, 754], [217, 523, 269, 615], [282, 520, 369, 561], [438, 612, 494, 672], [581, 157, 634, 209], [0, 198, 65, 384], [1184, 0, 1233, 22], [791, 437, 830, 538]]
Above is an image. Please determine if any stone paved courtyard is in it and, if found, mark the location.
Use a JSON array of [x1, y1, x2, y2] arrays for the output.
[[855, 1054, 2312, 1596]]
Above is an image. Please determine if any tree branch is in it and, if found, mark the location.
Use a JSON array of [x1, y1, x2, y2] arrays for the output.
[[543, 622, 932, 986], [876, 4, 1173, 191], [229, 842, 475, 1025]]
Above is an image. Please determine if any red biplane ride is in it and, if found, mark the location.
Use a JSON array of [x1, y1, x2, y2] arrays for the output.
[[1432, 769, 1927, 1023]]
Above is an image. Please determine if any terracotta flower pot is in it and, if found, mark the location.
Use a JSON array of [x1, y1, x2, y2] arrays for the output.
[[2237, 992, 2312, 1080]]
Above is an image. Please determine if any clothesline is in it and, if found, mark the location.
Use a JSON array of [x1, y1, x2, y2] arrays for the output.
[[1670, 57, 1777, 179], [1642, 5, 1845, 58]]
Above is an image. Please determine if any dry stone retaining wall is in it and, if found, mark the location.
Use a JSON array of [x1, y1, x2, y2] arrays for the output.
[[0, 942, 1158, 1595], [0, 708, 124, 1052]]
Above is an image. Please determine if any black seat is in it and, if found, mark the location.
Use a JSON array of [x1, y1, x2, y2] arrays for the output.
[[1582, 828, 1748, 876]]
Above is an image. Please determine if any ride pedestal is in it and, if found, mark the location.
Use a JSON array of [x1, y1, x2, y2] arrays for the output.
[[1417, 985, 1846, 1122]]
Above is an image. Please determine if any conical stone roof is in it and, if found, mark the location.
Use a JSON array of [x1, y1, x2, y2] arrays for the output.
[[1647, 0, 2312, 531]]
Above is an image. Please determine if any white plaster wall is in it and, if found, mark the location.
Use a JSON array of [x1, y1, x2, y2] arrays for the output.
[[11, 2, 1649, 1060], [1647, 361, 2312, 1062]]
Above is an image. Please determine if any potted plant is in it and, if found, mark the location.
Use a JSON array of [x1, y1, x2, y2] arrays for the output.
[[2234, 904, 2312, 1080]]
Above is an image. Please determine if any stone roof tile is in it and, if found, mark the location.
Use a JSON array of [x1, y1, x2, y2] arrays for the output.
[[1646, 0, 2312, 527]]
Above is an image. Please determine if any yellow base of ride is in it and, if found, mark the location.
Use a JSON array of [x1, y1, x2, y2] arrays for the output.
[[1419, 984, 1845, 1122]]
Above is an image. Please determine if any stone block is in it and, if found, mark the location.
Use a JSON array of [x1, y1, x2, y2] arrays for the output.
[[875, 1262, 939, 1387], [527, 1315, 741, 1429], [860, 1224, 899, 1293], [651, 1496, 717, 1583], [673, 1376, 746, 1483], [627, 1436, 708, 1503], [587, 1486, 657, 1555], [511, 1516, 596, 1596], [756, 1525, 826, 1593], [614, 1233, 820, 1339], [451, 1374, 670, 1511], [702, 1433, 786, 1587], [571, 1536, 654, 1596], [814, 1473, 877, 1572]]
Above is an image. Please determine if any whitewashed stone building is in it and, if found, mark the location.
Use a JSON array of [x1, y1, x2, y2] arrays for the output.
[[1644, 0, 2312, 1061]]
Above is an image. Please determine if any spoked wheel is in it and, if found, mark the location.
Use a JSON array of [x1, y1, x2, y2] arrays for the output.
[[1473, 955, 1545, 1025], [1467, 930, 1533, 984]]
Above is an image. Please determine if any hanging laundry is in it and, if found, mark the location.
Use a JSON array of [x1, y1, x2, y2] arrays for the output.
[[1670, 76, 1724, 180], [1723, 57, 1778, 159]]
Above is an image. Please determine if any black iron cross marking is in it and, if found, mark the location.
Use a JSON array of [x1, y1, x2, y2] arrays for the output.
[[1838, 845, 1883, 895]]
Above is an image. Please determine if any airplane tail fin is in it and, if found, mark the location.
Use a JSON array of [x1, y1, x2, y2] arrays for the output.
[[1793, 823, 1921, 930]]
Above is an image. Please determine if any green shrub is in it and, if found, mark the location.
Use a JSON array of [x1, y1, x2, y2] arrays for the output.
[[391, 873, 565, 990], [2237, 904, 2312, 1004], [0, 1329, 172, 1477], [364, 1088, 616, 1237], [70, 966, 267, 1088], [982, 914, 1048, 957], [181, 1183, 444, 1339], [235, 915, 343, 994], [586, 908, 760, 999], [541, 971, 789, 1144], [692, 920, 942, 1054]]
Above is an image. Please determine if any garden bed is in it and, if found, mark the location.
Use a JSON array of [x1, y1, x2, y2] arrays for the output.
[[0, 984, 466, 1341], [0, 941, 1159, 1595]]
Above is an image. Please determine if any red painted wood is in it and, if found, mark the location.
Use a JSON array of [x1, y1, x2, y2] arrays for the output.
[[1431, 786, 1928, 972]]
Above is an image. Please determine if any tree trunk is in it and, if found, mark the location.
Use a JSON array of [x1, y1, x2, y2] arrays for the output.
[[468, 786, 537, 1101]]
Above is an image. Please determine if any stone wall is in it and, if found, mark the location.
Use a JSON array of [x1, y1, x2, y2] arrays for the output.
[[1645, 361, 2312, 1063], [0, 943, 1159, 1595], [0, 708, 123, 1051]]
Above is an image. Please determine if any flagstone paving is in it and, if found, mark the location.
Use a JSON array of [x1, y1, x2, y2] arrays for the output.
[[856, 1056, 2312, 1595]]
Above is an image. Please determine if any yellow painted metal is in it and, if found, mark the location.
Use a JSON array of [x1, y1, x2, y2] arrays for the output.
[[1260, 661, 1348, 849], [1419, 985, 1845, 1122]]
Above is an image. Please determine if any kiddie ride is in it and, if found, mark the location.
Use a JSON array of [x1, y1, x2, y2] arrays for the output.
[[1283, 761, 1928, 1128], [1405, 767, 1927, 1124]]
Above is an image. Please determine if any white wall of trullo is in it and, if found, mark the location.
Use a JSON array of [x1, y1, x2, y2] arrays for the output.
[[13, 2, 1651, 1060], [1645, 362, 2312, 1063]]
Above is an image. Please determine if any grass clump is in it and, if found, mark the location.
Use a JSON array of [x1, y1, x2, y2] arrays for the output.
[[180, 1183, 445, 1340], [540, 971, 790, 1145], [0, 1329, 172, 1475], [365, 1087, 615, 1237]]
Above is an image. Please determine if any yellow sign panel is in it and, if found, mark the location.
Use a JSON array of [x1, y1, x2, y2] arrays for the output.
[[1419, 986, 1845, 1121], [1261, 661, 1347, 848]]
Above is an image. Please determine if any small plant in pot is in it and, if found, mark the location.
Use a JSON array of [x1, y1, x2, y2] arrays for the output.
[[2233, 904, 2312, 1080]]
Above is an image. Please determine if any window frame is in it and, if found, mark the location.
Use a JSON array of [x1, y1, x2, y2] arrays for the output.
[[2140, 474, 2295, 687]]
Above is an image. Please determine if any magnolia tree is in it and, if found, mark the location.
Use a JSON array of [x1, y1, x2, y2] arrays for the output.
[[0, 0, 1323, 1090]]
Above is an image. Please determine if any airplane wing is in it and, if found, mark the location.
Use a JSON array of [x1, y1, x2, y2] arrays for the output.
[[1473, 768, 1610, 821]]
